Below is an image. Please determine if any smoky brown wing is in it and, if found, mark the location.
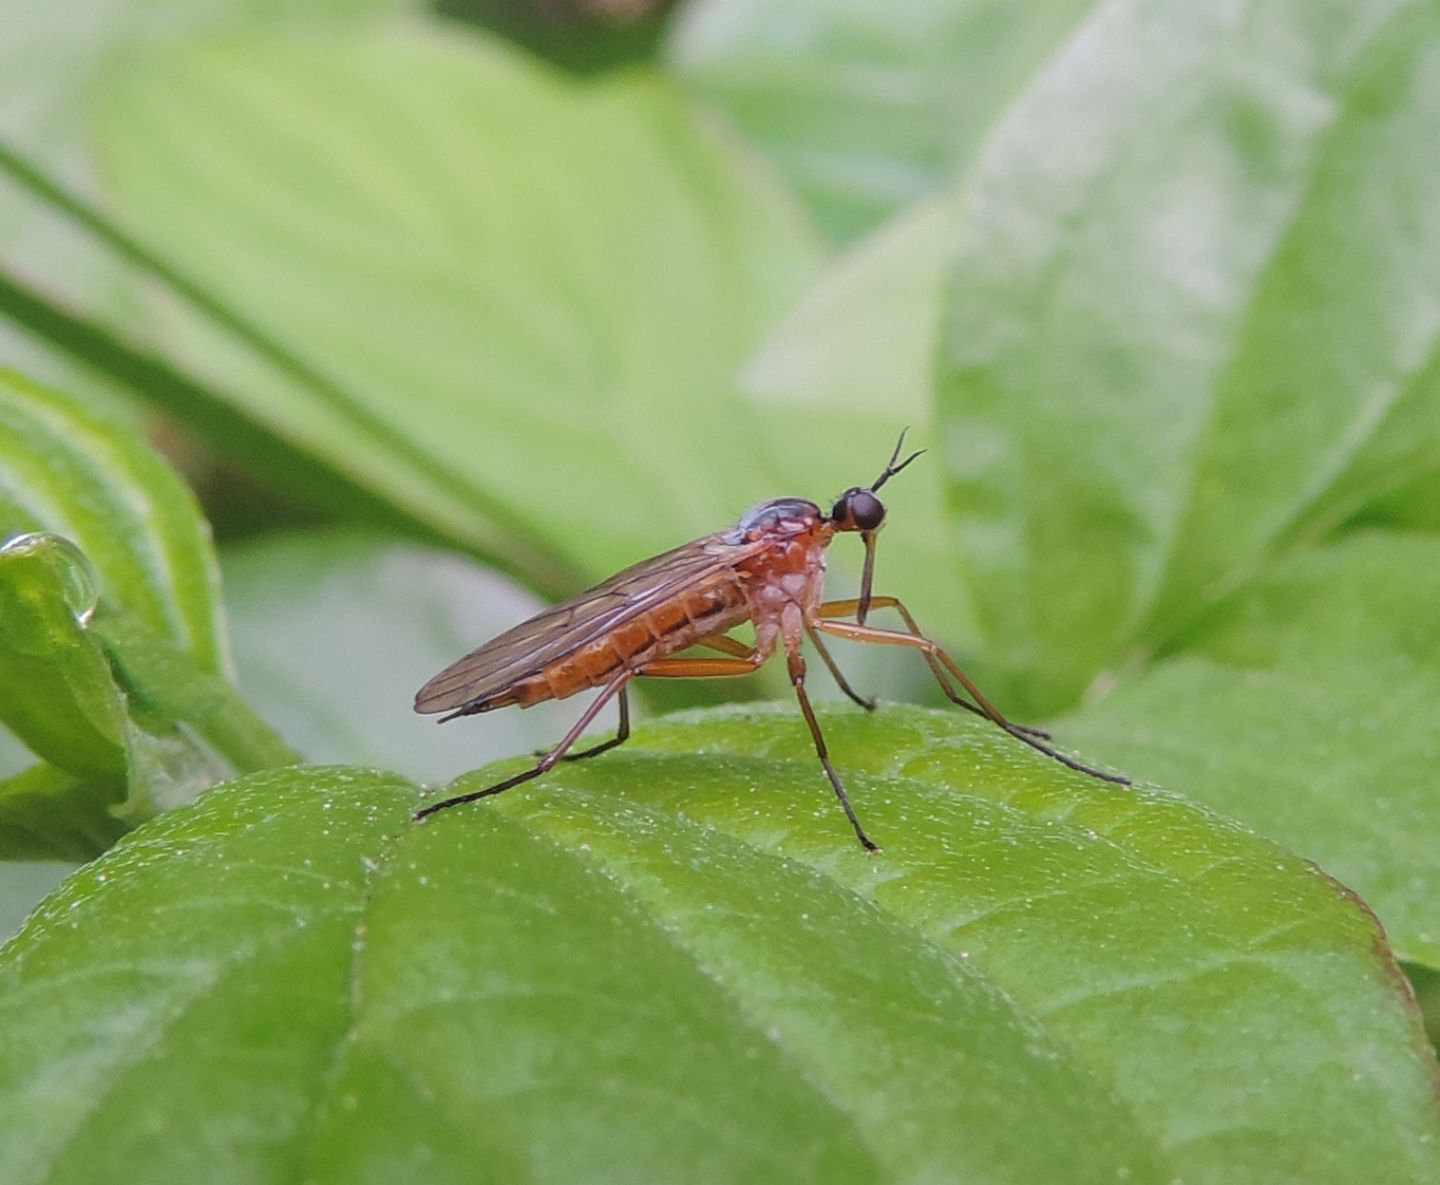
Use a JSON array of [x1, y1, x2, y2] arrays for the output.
[[414, 532, 759, 713]]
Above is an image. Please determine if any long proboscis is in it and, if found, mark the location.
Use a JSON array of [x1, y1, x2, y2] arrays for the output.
[[860, 431, 924, 622], [857, 529, 879, 624]]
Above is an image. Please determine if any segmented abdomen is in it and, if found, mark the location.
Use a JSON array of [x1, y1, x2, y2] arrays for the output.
[[489, 570, 752, 709]]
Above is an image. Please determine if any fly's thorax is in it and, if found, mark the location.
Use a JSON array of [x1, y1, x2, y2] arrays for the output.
[[731, 503, 832, 658], [730, 497, 824, 541]]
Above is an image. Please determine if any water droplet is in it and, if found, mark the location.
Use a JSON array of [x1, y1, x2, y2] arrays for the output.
[[0, 532, 99, 624]]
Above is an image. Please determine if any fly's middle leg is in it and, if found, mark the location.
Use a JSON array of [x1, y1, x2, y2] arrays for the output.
[[635, 644, 879, 851], [787, 650, 880, 852], [804, 623, 875, 711]]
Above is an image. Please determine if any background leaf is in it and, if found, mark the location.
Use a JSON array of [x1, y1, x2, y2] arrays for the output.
[[0, 764, 128, 863], [2, 709, 1436, 1184], [0, 370, 227, 671], [0, 0, 419, 389], [936, 0, 1440, 715], [90, 613, 297, 814], [0, 534, 127, 780], [0, 373, 292, 854], [90, 30, 824, 587], [1062, 530, 1440, 967], [0, 733, 74, 934], [667, 0, 1096, 243]]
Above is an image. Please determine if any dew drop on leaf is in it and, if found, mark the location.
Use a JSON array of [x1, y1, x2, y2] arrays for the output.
[[0, 531, 100, 624]]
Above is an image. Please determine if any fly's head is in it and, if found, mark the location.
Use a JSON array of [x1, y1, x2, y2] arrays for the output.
[[824, 430, 925, 623], [724, 432, 924, 559], [827, 487, 886, 533], [825, 430, 925, 536]]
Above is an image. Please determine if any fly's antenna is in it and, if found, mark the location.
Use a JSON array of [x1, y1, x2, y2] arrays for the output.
[[871, 428, 925, 492]]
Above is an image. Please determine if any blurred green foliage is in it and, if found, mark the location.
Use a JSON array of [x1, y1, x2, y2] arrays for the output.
[[1, 1, 1439, 1181]]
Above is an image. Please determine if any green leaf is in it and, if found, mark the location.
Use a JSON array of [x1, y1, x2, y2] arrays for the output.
[[936, 0, 1440, 714], [0, 373, 296, 856], [0, 370, 227, 672], [1357, 466, 1440, 534], [0, 765, 128, 862], [90, 31, 823, 585], [3, 710, 1436, 1183], [0, 531, 294, 857], [0, 0, 418, 388], [618, 704, 1440, 1181], [1408, 963, 1440, 1054], [667, 0, 1096, 243], [1062, 530, 1440, 968], [0, 534, 127, 779]]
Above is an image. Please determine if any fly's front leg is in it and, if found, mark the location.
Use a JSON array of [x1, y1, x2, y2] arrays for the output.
[[814, 618, 1129, 786], [819, 597, 1050, 740], [786, 650, 880, 852]]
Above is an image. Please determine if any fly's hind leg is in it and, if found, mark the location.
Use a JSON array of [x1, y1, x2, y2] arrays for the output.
[[548, 686, 630, 764], [417, 671, 632, 820], [786, 650, 879, 851], [696, 634, 757, 660]]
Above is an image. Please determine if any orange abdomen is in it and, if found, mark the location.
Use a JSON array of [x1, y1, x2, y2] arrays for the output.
[[498, 571, 752, 709]]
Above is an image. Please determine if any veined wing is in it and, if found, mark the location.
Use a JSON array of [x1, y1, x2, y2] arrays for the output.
[[414, 532, 763, 713]]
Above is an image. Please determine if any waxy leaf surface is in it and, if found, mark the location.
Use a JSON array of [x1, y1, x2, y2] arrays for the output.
[[1064, 531, 1440, 967], [1, 709, 1435, 1184]]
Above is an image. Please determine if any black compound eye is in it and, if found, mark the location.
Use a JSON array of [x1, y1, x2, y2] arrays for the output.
[[835, 489, 885, 531]]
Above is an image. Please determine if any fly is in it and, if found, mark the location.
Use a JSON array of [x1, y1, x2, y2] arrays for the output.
[[414, 432, 1128, 850]]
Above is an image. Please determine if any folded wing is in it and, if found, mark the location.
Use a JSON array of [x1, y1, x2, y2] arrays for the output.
[[414, 533, 759, 713]]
